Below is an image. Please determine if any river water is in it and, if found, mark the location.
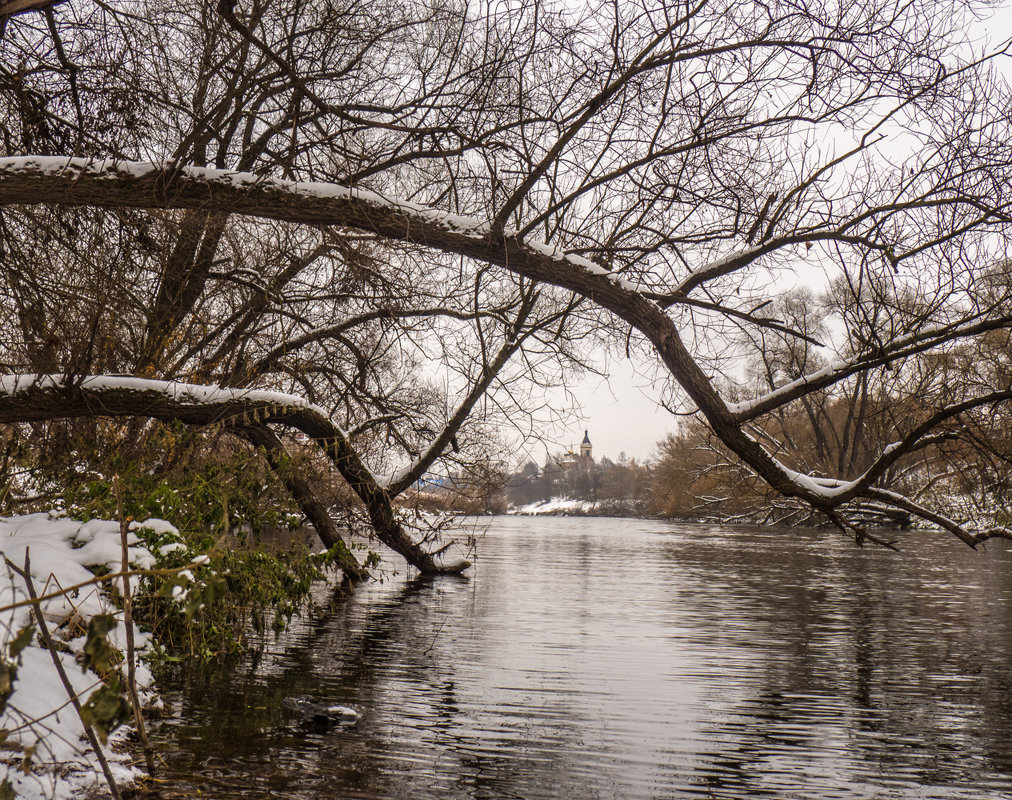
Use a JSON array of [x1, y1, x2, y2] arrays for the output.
[[150, 517, 1012, 799]]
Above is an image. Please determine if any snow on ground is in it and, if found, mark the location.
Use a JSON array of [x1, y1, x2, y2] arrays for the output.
[[511, 498, 598, 515], [1, 512, 173, 799]]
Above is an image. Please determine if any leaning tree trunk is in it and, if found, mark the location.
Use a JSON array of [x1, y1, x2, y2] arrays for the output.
[[0, 375, 471, 574], [5, 159, 1012, 547], [237, 424, 370, 581]]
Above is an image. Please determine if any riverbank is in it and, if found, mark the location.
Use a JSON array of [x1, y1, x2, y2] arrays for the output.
[[0, 512, 186, 799], [508, 497, 650, 517], [0, 505, 368, 798]]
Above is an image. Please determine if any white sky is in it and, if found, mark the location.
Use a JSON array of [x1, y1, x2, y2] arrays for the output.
[[536, 356, 677, 464], [538, 4, 1012, 465]]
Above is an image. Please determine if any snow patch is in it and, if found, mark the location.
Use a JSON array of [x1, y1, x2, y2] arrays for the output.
[[1, 513, 164, 798], [511, 497, 598, 515]]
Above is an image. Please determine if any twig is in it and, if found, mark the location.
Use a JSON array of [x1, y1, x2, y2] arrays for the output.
[[5, 551, 123, 800], [114, 475, 156, 776], [0, 561, 205, 615], [423, 616, 448, 656]]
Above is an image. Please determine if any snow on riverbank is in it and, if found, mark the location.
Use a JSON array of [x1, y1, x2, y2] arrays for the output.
[[509, 497, 650, 517], [511, 498, 600, 515], [1, 512, 174, 799]]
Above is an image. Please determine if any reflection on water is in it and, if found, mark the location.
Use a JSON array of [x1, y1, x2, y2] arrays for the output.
[[150, 518, 1012, 798]]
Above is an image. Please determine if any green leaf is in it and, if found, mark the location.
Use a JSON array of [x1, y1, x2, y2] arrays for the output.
[[82, 615, 121, 676], [8, 625, 35, 661], [202, 573, 226, 606], [0, 777, 15, 800], [184, 574, 227, 620], [80, 682, 131, 745], [0, 662, 16, 716]]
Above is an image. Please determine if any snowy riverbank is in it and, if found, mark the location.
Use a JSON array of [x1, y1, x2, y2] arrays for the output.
[[0, 512, 183, 799], [509, 497, 648, 517]]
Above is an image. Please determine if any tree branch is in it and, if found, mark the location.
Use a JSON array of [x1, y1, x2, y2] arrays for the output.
[[0, 374, 469, 574]]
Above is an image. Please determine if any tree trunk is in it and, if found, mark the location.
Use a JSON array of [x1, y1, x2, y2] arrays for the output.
[[0, 375, 470, 574], [237, 424, 369, 581], [0, 161, 815, 506]]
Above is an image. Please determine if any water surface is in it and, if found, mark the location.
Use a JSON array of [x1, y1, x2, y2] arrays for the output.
[[151, 517, 1012, 798]]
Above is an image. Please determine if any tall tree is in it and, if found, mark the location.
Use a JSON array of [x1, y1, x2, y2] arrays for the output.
[[1, 0, 1011, 554]]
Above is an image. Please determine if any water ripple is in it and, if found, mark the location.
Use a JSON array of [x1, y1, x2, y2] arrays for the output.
[[151, 518, 1012, 799]]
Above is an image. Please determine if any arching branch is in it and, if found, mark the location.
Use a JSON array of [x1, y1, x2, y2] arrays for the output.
[[0, 374, 471, 574]]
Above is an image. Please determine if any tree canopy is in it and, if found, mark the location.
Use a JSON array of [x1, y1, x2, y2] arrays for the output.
[[1, 0, 1011, 567]]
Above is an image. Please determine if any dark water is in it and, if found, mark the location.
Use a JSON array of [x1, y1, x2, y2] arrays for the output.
[[150, 517, 1012, 799]]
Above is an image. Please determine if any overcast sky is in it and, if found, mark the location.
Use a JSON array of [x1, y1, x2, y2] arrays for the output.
[[537, 357, 678, 464], [519, 4, 1012, 467]]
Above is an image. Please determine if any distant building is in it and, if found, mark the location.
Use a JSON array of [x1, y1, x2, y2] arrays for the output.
[[555, 450, 580, 469], [546, 430, 594, 474]]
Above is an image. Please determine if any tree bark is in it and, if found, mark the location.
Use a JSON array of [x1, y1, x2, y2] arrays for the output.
[[4, 160, 1012, 545], [0, 0, 66, 19], [0, 161, 815, 505], [236, 424, 370, 581], [139, 209, 228, 371], [0, 376, 470, 573]]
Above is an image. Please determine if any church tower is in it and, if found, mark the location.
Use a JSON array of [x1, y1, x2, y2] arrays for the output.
[[580, 429, 592, 460]]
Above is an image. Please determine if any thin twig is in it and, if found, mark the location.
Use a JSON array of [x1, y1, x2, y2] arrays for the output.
[[5, 551, 123, 800], [114, 475, 156, 776], [0, 561, 205, 616], [423, 616, 448, 656]]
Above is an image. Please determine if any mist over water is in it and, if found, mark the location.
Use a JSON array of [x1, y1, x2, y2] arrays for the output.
[[152, 518, 1012, 799]]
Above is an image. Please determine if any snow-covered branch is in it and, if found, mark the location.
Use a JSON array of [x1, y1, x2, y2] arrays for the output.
[[0, 160, 896, 523], [3, 156, 1011, 550], [668, 245, 767, 299], [0, 374, 470, 574], [728, 313, 1012, 421]]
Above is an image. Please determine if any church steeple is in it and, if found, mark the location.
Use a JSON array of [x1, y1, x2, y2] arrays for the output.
[[580, 429, 592, 459]]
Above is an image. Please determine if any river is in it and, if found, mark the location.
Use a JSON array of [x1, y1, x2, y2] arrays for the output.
[[149, 517, 1012, 798]]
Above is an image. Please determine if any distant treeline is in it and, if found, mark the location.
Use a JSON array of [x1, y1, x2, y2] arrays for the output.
[[419, 368, 1012, 525]]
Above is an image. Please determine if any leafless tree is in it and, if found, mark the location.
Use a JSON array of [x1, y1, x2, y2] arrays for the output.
[[1, 0, 1011, 557], [0, 0, 597, 574]]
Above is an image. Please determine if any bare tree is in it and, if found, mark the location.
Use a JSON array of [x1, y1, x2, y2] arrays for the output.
[[0, 0, 598, 574], [1, 0, 1012, 554]]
